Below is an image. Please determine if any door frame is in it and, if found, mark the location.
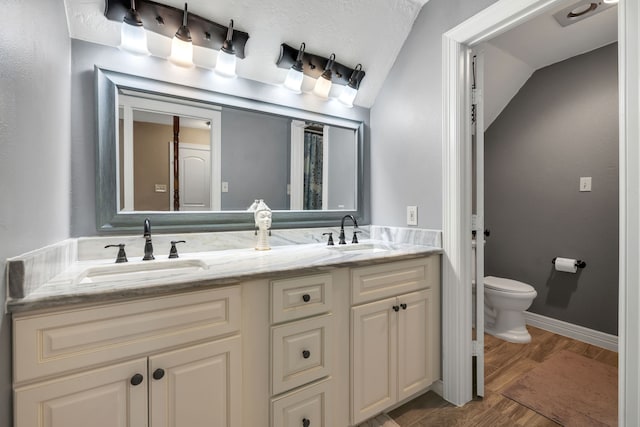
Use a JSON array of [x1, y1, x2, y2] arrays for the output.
[[441, 1, 640, 426]]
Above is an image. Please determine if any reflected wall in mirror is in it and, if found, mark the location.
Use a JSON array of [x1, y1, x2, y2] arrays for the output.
[[118, 90, 358, 213], [96, 67, 366, 232]]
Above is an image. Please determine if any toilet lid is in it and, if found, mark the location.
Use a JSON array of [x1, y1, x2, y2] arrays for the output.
[[484, 276, 535, 293]]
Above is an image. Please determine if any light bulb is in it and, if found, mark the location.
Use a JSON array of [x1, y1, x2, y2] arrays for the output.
[[284, 68, 304, 93], [313, 75, 332, 99], [119, 1, 149, 56], [168, 3, 193, 68], [338, 85, 358, 107], [215, 20, 237, 78]]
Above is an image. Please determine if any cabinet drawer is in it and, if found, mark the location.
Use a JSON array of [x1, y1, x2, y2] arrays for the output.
[[271, 314, 332, 395], [271, 378, 332, 427], [13, 286, 241, 385], [271, 274, 332, 323], [351, 257, 437, 305]]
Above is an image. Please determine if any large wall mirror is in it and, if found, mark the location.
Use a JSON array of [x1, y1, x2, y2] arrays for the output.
[[96, 67, 366, 233]]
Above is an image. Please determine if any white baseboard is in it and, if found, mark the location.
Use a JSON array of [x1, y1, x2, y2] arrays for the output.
[[524, 311, 618, 352], [430, 380, 444, 397]]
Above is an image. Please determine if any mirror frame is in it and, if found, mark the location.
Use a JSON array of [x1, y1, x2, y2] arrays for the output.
[[95, 67, 366, 233]]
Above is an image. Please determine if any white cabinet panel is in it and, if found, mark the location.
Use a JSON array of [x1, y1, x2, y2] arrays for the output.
[[398, 289, 434, 401], [351, 297, 397, 424], [271, 274, 333, 323], [272, 314, 332, 395], [15, 358, 147, 427], [271, 379, 331, 427], [14, 287, 241, 384], [149, 335, 242, 427]]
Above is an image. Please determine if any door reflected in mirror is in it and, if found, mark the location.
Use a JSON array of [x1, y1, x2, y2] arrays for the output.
[[117, 89, 358, 212]]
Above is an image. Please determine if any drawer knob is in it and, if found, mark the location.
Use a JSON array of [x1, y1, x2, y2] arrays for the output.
[[302, 294, 311, 303], [392, 305, 400, 312], [302, 350, 311, 359], [153, 368, 165, 380], [130, 373, 144, 386], [302, 418, 310, 427], [400, 303, 407, 310]]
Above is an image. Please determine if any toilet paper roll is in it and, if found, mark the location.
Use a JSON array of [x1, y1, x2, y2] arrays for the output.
[[555, 257, 578, 273]]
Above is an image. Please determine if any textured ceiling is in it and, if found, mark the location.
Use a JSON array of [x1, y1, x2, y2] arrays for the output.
[[64, 0, 430, 108]]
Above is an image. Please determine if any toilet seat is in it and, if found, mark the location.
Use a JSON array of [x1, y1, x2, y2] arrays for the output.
[[484, 276, 535, 293]]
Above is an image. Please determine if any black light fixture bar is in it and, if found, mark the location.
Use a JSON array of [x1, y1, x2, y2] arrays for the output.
[[105, 0, 249, 58], [277, 43, 365, 86]]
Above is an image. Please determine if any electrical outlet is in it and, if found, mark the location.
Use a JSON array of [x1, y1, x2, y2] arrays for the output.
[[222, 181, 229, 193], [407, 206, 418, 226]]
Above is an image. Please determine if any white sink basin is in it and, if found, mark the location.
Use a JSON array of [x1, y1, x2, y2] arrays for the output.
[[328, 243, 389, 254], [76, 259, 208, 284]]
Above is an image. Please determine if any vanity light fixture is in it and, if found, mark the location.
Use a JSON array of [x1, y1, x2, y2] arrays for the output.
[[119, 0, 150, 55], [215, 19, 237, 78], [338, 64, 364, 108], [283, 43, 306, 93], [312, 53, 336, 99], [168, 3, 194, 68], [602, 0, 618, 3]]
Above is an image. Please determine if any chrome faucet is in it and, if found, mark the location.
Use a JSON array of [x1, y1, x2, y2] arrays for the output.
[[338, 214, 359, 245], [143, 218, 154, 260]]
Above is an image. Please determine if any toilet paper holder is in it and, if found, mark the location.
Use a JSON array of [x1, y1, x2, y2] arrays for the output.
[[552, 257, 586, 269]]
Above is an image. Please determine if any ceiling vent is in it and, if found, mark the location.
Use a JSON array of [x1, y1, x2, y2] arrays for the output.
[[553, 0, 616, 27]]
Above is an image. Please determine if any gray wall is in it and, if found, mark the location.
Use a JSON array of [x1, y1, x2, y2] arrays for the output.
[[0, 0, 71, 424], [370, 0, 498, 228], [484, 43, 619, 335], [221, 108, 290, 210]]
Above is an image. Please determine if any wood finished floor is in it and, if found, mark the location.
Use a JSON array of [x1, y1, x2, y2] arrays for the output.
[[389, 326, 618, 426]]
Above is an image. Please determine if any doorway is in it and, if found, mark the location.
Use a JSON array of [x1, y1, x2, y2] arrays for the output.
[[441, 0, 640, 425]]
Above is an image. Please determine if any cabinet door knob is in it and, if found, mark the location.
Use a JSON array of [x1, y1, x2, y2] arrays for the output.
[[302, 350, 311, 359], [392, 305, 400, 312], [153, 368, 165, 380], [302, 294, 311, 303], [130, 373, 144, 386], [400, 303, 407, 310], [302, 418, 310, 427]]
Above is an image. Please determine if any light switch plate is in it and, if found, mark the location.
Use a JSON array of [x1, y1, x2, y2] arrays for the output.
[[222, 181, 229, 193], [407, 206, 418, 226], [155, 184, 167, 193], [580, 177, 592, 192]]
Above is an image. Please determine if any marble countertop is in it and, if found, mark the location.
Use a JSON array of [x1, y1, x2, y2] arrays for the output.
[[7, 239, 441, 313]]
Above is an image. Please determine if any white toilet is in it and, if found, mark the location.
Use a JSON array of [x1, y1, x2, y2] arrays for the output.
[[484, 276, 537, 343]]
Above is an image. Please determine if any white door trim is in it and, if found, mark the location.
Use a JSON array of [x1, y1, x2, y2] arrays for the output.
[[442, 3, 638, 426]]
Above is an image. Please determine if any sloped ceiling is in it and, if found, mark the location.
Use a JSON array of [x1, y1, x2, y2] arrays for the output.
[[483, 0, 617, 129], [63, 0, 430, 108]]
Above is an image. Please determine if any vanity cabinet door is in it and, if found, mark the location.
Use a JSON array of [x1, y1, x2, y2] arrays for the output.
[[149, 335, 242, 427], [14, 358, 148, 427], [397, 289, 434, 401], [351, 296, 397, 424]]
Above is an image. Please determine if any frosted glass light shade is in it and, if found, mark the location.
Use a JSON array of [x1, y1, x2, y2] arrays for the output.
[[215, 50, 237, 78], [338, 85, 358, 107], [283, 68, 303, 93], [313, 76, 332, 99], [120, 22, 149, 56], [169, 36, 194, 68]]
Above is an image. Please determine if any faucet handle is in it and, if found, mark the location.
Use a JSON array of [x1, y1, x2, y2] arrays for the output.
[[105, 244, 128, 263], [352, 230, 361, 244], [169, 240, 186, 259], [322, 232, 334, 246]]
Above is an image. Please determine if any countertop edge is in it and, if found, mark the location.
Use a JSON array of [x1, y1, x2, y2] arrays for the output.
[[7, 247, 442, 314]]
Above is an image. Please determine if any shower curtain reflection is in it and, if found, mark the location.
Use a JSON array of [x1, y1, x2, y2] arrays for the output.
[[303, 130, 323, 210]]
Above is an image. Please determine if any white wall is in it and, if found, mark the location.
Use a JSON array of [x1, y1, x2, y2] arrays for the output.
[[0, 0, 71, 424], [482, 42, 534, 130], [370, 0, 498, 228]]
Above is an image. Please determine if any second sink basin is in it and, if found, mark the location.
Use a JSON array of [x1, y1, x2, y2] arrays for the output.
[[328, 243, 389, 254], [76, 259, 208, 285]]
